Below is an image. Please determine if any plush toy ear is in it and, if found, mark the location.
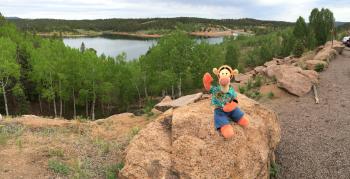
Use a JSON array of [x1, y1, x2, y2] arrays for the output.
[[213, 68, 219, 76], [231, 69, 239, 79]]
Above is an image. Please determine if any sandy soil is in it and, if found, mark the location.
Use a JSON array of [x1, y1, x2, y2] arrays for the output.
[[263, 48, 350, 179]]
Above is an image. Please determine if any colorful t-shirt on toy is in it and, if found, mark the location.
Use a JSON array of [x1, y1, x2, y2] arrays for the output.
[[209, 85, 237, 108]]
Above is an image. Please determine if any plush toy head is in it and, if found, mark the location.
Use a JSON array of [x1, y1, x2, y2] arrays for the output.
[[212, 65, 239, 86]]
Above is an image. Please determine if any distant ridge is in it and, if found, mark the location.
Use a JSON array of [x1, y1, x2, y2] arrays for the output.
[[7, 17, 293, 33], [335, 21, 349, 27], [5, 17, 21, 20]]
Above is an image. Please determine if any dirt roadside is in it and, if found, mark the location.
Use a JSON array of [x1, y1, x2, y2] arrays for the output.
[[263, 48, 350, 179]]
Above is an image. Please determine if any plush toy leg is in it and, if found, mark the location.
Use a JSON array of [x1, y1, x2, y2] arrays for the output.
[[237, 117, 249, 127], [220, 124, 234, 138]]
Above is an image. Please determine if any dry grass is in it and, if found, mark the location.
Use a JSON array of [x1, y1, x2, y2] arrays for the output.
[[0, 113, 150, 178]]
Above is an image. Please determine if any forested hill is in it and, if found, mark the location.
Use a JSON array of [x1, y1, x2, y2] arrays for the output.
[[8, 17, 293, 33], [338, 22, 350, 31]]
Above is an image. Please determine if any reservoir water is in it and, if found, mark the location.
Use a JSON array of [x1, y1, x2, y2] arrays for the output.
[[63, 36, 223, 60]]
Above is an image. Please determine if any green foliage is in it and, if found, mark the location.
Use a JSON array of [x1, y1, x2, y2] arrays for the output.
[[105, 162, 124, 179], [130, 126, 140, 137], [225, 43, 240, 68], [0, 124, 25, 145], [309, 8, 335, 46], [48, 159, 71, 175], [94, 138, 111, 155], [270, 162, 279, 178], [267, 92, 274, 99], [8, 17, 293, 34], [238, 75, 265, 100], [293, 16, 308, 43], [314, 63, 325, 72], [293, 40, 304, 57], [48, 148, 65, 158]]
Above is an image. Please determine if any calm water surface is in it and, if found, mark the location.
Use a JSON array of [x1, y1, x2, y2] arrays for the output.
[[63, 36, 223, 60]]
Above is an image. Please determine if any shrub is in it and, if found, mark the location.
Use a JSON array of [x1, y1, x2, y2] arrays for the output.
[[314, 63, 325, 72], [270, 162, 279, 178], [48, 159, 71, 175], [105, 162, 125, 179], [267, 92, 275, 99]]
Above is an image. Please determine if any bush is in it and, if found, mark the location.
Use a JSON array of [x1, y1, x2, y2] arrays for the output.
[[314, 63, 325, 72], [105, 162, 125, 179], [48, 159, 71, 175], [267, 92, 275, 99]]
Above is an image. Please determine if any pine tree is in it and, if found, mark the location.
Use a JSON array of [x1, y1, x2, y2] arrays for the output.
[[293, 16, 308, 44]]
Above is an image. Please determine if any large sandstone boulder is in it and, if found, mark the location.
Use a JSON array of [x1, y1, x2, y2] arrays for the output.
[[313, 43, 338, 62], [305, 60, 328, 71], [155, 93, 203, 112], [326, 41, 345, 54], [266, 65, 318, 96], [120, 94, 281, 179]]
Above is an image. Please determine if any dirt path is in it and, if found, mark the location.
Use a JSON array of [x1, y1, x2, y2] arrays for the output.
[[264, 48, 350, 179]]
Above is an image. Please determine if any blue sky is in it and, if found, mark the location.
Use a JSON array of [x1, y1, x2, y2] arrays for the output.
[[0, 0, 349, 22]]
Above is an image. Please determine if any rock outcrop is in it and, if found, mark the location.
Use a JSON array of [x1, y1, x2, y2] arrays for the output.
[[313, 41, 344, 62], [120, 94, 281, 179], [266, 65, 319, 96], [155, 93, 203, 112], [305, 60, 328, 71]]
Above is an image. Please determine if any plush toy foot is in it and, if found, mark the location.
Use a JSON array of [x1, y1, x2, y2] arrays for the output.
[[220, 124, 234, 138], [237, 117, 249, 127]]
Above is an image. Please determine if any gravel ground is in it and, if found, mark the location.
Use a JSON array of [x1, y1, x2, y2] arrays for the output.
[[264, 48, 350, 179]]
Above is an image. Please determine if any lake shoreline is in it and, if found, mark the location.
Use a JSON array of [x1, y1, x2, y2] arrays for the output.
[[38, 30, 249, 39]]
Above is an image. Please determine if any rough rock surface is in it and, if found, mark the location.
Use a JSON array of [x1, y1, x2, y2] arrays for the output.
[[266, 65, 318, 96], [235, 73, 253, 84], [120, 94, 281, 179], [329, 41, 345, 54], [155, 93, 203, 112], [305, 60, 328, 70], [313, 43, 338, 62], [254, 66, 266, 74]]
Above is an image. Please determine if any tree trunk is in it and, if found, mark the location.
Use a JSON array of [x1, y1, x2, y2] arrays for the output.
[[143, 76, 148, 98], [2, 84, 9, 116], [132, 81, 142, 108], [39, 95, 43, 114], [72, 88, 76, 119], [91, 81, 96, 120], [178, 76, 182, 97], [172, 85, 174, 99], [53, 97, 57, 118], [85, 98, 89, 119], [59, 80, 62, 117]]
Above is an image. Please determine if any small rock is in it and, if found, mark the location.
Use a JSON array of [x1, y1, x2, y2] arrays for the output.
[[155, 93, 203, 112], [234, 73, 253, 84], [254, 66, 265, 74], [151, 108, 162, 116]]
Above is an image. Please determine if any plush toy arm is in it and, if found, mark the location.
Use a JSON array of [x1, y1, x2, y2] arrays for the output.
[[203, 72, 213, 91], [223, 101, 237, 112]]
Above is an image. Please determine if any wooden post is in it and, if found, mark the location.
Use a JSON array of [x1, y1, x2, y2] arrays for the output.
[[313, 85, 319, 104]]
